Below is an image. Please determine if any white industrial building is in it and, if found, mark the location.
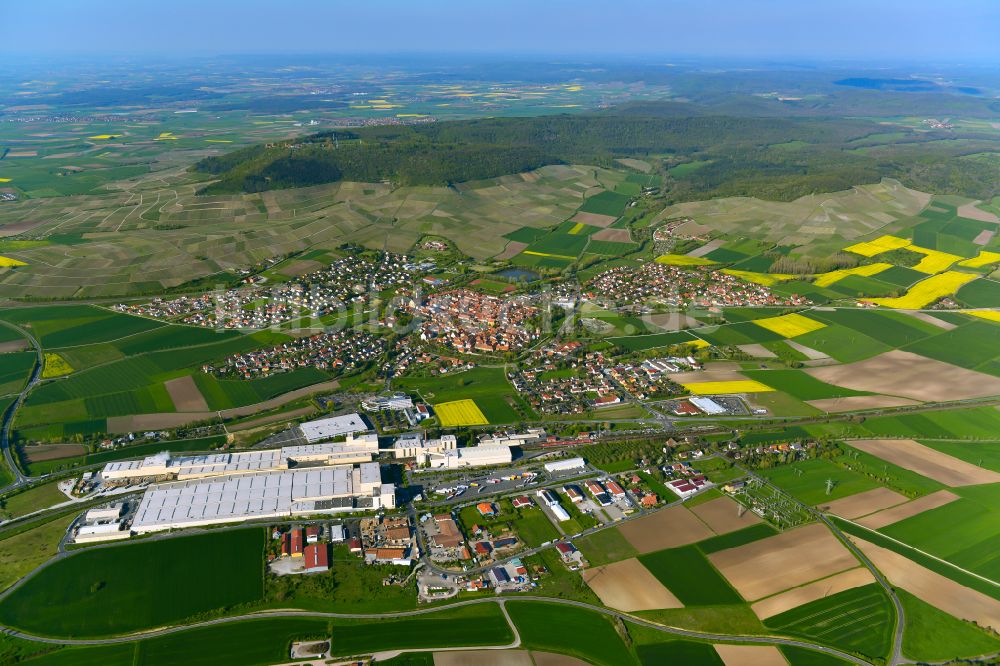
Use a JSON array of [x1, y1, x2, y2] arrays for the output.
[[102, 438, 379, 483], [85, 504, 124, 522], [550, 504, 571, 522], [690, 396, 727, 415], [392, 433, 457, 459], [361, 393, 414, 411], [298, 413, 369, 443], [131, 461, 395, 533], [543, 457, 586, 473], [420, 444, 512, 469], [75, 522, 129, 543], [478, 429, 546, 448]]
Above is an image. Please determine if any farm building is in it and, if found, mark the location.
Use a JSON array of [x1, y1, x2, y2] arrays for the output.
[[130, 462, 396, 533], [544, 457, 586, 473], [667, 475, 710, 499], [564, 485, 584, 503], [303, 544, 329, 573], [512, 495, 533, 509], [299, 413, 369, 443]]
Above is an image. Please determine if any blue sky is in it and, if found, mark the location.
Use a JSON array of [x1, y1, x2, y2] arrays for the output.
[[5, 0, 999, 61]]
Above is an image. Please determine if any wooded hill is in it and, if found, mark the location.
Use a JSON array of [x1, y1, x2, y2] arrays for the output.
[[193, 107, 1000, 202]]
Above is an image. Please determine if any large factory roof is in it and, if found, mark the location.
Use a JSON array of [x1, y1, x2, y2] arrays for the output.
[[131, 462, 387, 532], [299, 413, 369, 443]]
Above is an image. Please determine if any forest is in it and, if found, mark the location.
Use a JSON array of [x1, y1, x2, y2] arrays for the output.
[[194, 106, 1000, 202]]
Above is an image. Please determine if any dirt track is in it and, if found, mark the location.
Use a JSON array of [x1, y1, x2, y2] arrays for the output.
[[850, 439, 1000, 487], [708, 523, 858, 601], [617, 505, 714, 553], [582, 558, 683, 611], [850, 536, 1000, 631], [857, 490, 959, 529], [750, 567, 875, 620], [806, 350, 1000, 402]]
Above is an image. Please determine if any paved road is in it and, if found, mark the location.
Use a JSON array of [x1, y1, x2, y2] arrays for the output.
[[0, 320, 41, 492]]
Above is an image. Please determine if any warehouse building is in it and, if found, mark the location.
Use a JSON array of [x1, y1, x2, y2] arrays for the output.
[[420, 444, 512, 469], [102, 437, 379, 483], [690, 396, 727, 416], [130, 461, 395, 533], [299, 413, 369, 443], [543, 457, 586, 473]]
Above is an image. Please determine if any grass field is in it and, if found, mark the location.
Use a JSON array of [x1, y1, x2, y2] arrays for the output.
[[741, 369, 867, 401], [394, 367, 522, 423], [507, 601, 636, 666], [780, 645, 854, 666], [635, 640, 723, 666], [878, 484, 1000, 581], [575, 525, 639, 566], [0, 514, 76, 593], [897, 588, 1000, 661], [761, 457, 881, 505], [696, 523, 779, 555], [0, 528, 265, 636], [763, 584, 894, 661], [638, 545, 743, 605], [0, 481, 68, 520], [434, 399, 489, 426], [579, 190, 630, 217]]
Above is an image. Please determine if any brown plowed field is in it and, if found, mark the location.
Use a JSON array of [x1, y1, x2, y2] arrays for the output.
[[856, 490, 959, 529], [850, 439, 1000, 487], [583, 558, 683, 611], [750, 567, 875, 620], [617, 505, 714, 553], [817, 487, 909, 519]]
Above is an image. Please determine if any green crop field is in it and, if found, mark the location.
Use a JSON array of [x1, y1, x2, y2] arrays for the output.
[[575, 526, 639, 566], [897, 588, 1000, 662], [0, 351, 35, 396], [608, 330, 698, 351], [508, 601, 637, 666], [0, 306, 164, 349], [808, 309, 940, 347], [861, 406, 1000, 440], [741, 369, 867, 400], [918, 440, 1000, 472], [879, 484, 1000, 581], [761, 457, 881, 505], [902, 322, 1000, 373], [793, 324, 890, 363], [764, 584, 894, 661], [511, 509, 560, 547], [0, 481, 69, 520], [587, 239, 638, 255], [15, 642, 138, 665], [696, 524, 779, 555], [636, 640, 723, 665], [638, 545, 743, 605], [393, 366, 523, 423], [579, 191, 630, 217], [0, 528, 265, 637], [956, 278, 1000, 307]]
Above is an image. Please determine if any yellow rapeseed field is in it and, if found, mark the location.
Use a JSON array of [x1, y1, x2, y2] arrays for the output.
[[41, 353, 73, 378], [0, 256, 27, 267], [869, 271, 978, 309], [907, 246, 962, 274], [961, 310, 1000, 323], [721, 269, 795, 286], [844, 235, 911, 257], [959, 251, 1000, 268], [435, 399, 489, 427], [655, 254, 716, 266], [753, 313, 826, 338], [813, 263, 892, 287], [87, 134, 121, 140], [0, 178, 11, 183], [682, 380, 774, 395], [568, 223, 585, 235]]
